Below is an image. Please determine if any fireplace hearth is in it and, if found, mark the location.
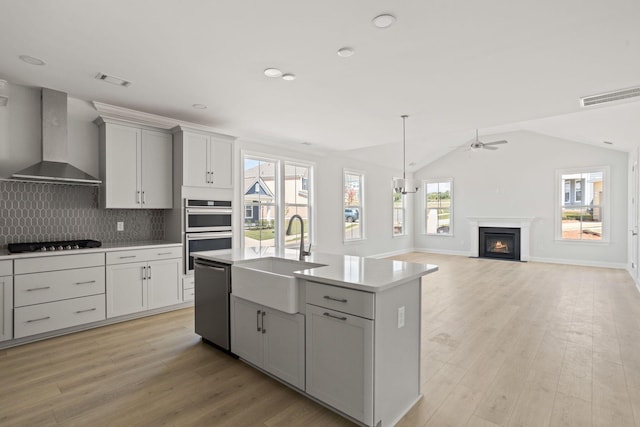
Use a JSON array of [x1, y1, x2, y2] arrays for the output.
[[479, 227, 521, 261]]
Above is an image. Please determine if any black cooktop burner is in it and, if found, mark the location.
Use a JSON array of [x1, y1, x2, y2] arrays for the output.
[[8, 239, 102, 254]]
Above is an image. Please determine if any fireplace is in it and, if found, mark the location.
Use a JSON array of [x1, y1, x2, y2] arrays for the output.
[[479, 227, 521, 261]]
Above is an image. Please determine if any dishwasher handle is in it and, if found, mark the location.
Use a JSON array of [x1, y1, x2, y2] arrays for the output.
[[194, 262, 227, 272]]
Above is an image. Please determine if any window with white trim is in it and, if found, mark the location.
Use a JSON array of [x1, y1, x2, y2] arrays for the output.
[[424, 179, 453, 235], [557, 167, 608, 241], [344, 170, 364, 241], [242, 154, 314, 250], [393, 190, 406, 236]]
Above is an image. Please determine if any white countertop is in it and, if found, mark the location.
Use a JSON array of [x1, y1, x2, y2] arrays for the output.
[[0, 240, 182, 261], [193, 247, 438, 293]]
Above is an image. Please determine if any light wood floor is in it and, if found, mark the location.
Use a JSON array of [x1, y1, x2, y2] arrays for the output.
[[1, 254, 639, 426]]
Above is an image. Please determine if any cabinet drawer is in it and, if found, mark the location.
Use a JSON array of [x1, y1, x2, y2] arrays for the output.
[[106, 247, 182, 265], [183, 288, 195, 302], [305, 282, 375, 320], [0, 260, 12, 276], [15, 266, 105, 307], [15, 253, 104, 275], [183, 276, 194, 290], [14, 294, 106, 339]]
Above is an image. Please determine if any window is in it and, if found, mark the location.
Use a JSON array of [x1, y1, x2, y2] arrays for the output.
[[284, 163, 312, 250], [344, 170, 364, 241], [424, 179, 453, 235], [242, 153, 314, 250], [393, 190, 406, 236], [243, 157, 277, 249], [557, 167, 608, 241]]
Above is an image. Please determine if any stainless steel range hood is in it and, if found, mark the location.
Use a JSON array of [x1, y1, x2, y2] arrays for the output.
[[11, 88, 101, 185]]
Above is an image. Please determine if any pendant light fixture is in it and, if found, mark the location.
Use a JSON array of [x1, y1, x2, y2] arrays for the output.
[[393, 115, 419, 195]]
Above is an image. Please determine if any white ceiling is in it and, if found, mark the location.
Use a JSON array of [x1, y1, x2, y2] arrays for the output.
[[1, 0, 639, 170]]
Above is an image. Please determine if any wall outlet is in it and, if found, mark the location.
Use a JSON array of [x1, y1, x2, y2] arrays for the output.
[[117, 221, 124, 231], [397, 306, 405, 329]]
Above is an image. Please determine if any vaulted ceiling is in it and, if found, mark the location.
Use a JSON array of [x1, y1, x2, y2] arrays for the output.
[[1, 0, 639, 170]]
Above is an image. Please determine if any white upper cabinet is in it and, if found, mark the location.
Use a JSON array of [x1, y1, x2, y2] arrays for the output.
[[96, 118, 173, 209], [174, 127, 234, 189]]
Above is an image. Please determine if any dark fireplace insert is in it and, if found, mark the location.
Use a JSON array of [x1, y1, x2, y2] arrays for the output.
[[479, 227, 521, 261]]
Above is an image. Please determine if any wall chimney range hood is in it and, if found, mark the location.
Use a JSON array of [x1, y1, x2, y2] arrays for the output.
[[11, 88, 101, 185]]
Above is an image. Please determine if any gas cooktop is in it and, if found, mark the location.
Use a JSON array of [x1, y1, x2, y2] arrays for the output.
[[8, 239, 102, 254]]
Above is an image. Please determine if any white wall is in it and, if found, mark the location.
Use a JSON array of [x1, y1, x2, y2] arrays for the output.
[[414, 130, 628, 267], [234, 139, 414, 257]]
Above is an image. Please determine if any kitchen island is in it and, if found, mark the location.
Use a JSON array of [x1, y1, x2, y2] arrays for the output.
[[193, 248, 438, 427]]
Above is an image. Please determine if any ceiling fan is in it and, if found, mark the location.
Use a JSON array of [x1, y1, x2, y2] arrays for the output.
[[468, 129, 508, 151]]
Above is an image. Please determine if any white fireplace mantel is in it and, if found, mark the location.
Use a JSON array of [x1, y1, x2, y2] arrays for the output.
[[468, 217, 535, 261]]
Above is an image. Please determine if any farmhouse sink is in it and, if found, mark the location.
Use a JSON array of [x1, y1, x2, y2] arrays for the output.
[[231, 257, 325, 313]]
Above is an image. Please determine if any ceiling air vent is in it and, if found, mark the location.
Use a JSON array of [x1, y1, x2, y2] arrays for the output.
[[95, 72, 132, 87], [580, 87, 640, 107]]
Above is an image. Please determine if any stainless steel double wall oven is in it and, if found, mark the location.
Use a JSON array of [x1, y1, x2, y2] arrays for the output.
[[184, 199, 232, 274]]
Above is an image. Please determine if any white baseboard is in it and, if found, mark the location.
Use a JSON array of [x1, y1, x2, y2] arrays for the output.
[[528, 256, 626, 270], [412, 247, 473, 257], [368, 248, 414, 259], [628, 265, 640, 294]]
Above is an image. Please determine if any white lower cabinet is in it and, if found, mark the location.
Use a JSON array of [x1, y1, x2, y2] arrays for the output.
[[12, 254, 106, 339], [106, 248, 182, 318], [14, 294, 105, 339], [231, 295, 305, 390], [1, 260, 13, 342], [305, 303, 374, 425], [106, 261, 147, 317], [182, 276, 195, 302]]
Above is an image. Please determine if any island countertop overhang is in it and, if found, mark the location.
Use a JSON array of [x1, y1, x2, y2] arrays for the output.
[[192, 248, 438, 293]]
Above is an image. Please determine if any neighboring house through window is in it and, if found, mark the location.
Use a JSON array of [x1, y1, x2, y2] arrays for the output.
[[557, 167, 608, 241], [243, 154, 314, 250], [424, 179, 453, 236]]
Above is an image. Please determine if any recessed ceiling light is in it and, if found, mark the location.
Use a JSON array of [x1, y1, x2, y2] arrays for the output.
[[282, 73, 296, 81], [337, 47, 355, 58], [19, 55, 46, 66], [264, 68, 283, 78], [95, 72, 132, 87], [372, 14, 396, 28], [192, 104, 207, 109], [603, 141, 614, 145]]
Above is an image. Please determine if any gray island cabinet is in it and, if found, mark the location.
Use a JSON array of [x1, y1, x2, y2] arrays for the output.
[[193, 248, 437, 427]]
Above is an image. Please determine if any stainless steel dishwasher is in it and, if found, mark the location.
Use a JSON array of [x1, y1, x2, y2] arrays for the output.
[[194, 258, 232, 352]]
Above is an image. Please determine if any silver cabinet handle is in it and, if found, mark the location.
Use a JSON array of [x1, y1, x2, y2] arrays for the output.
[[137, 190, 141, 204], [75, 308, 97, 314], [633, 231, 638, 236], [119, 255, 137, 259], [142, 266, 147, 280], [323, 295, 348, 303], [157, 252, 173, 256], [75, 280, 96, 285], [27, 316, 51, 323], [262, 311, 266, 334], [323, 312, 348, 321], [207, 171, 211, 183], [142, 191, 146, 204], [257, 310, 261, 332], [148, 265, 151, 280], [26, 286, 51, 292]]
